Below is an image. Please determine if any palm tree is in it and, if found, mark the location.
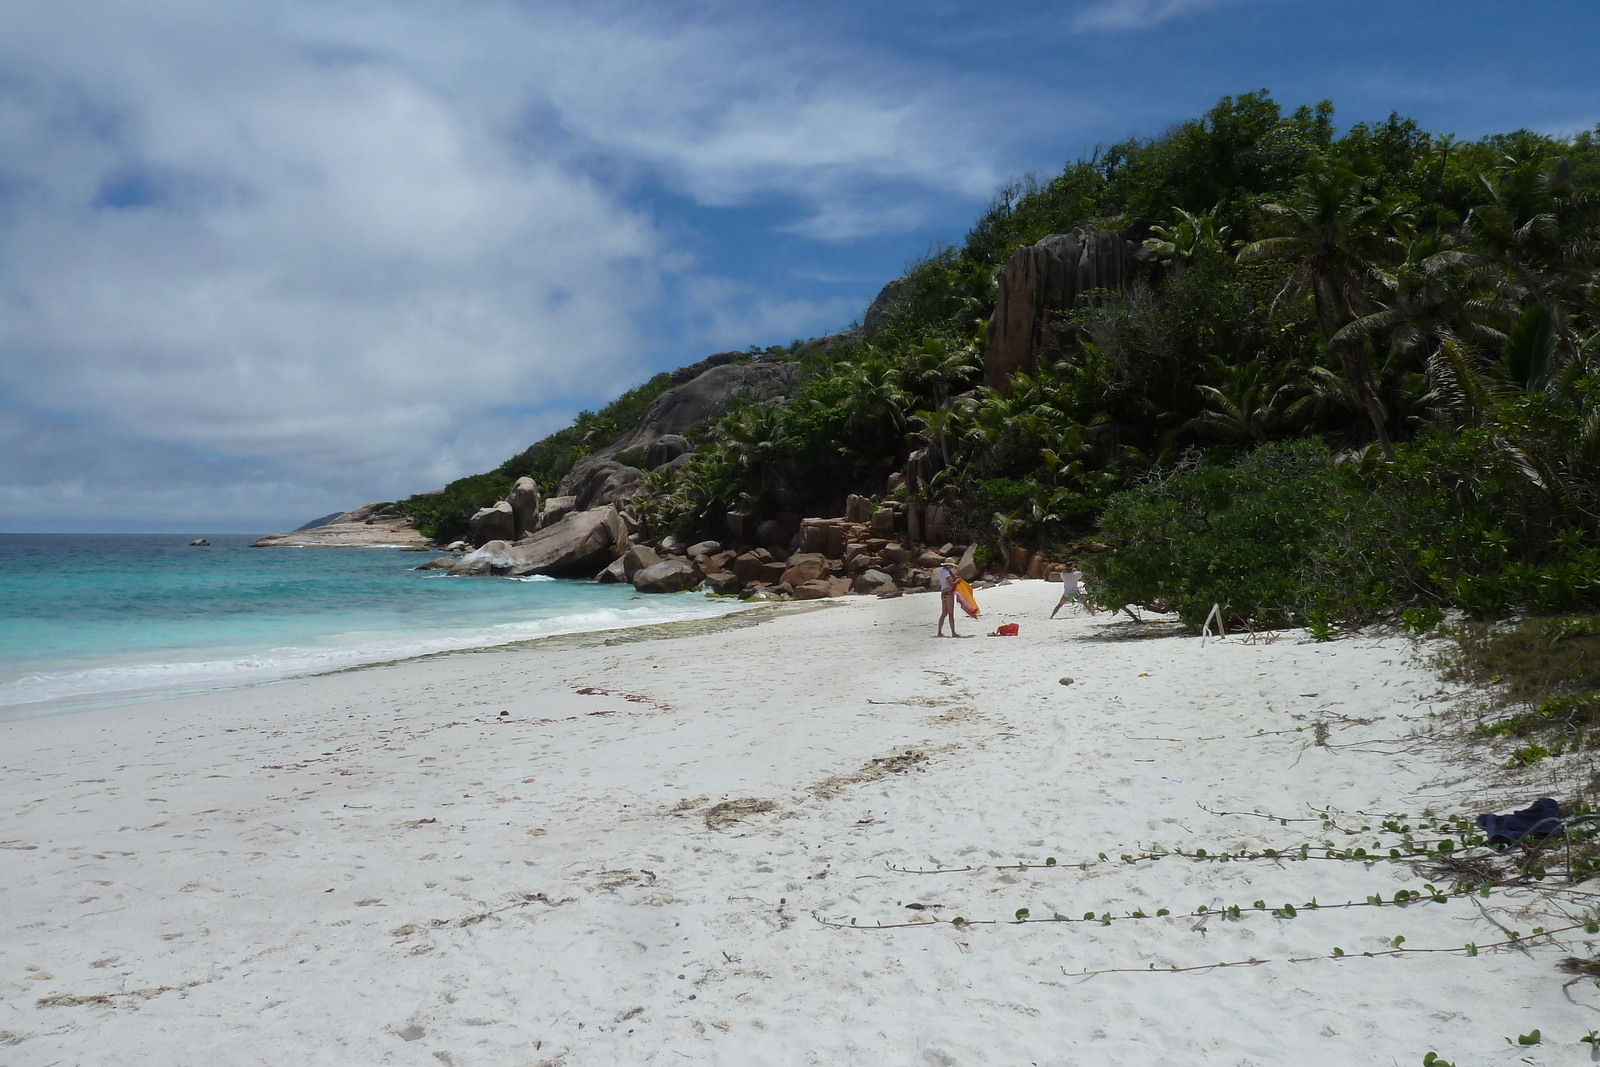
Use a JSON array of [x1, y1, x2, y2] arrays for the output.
[[1425, 305, 1558, 420], [1143, 205, 1231, 272], [1337, 231, 1491, 372], [1470, 156, 1596, 355], [903, 337, 980, 466], [1239, 157, 1409, 456], [721, 401, 788, 501], [1426, 313, 1600, 536], [1189, 356, 1315, 443], [972, 374, 1072, 458], [836, 355, 912, 456], [954, 262, 998, 341]]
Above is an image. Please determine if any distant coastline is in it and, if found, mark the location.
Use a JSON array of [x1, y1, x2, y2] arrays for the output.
[[251, 502, 431, 548]]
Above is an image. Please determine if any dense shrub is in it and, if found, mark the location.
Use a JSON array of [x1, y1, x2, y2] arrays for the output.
[[1087, 441, 1356, 627], [1090, 431, 1600, 629], [1304, 428, 1600, 621]]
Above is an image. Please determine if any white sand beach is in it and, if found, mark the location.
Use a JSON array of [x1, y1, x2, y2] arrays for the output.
[[2, 581, 1596, 1065]]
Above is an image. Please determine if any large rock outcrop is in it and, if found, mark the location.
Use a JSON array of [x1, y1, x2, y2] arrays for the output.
[[984, 223, 1149, 393], [671, 351, 745, 383], [447, 506, 627, 577], [569, 461, 645, 512], [507, 476, 541, 540], [468, 501, 515, 546], [559, 360, 800, 497], [646, 434, 693, 468], [590, 465, 645, 510], [535, 495, 577, 531], [863, 278, 908, 337]]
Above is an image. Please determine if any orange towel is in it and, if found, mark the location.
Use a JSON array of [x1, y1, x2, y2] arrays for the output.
[[954, 578, 980, 618]]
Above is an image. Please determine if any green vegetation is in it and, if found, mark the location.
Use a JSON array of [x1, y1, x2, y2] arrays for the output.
[[400, 90, 1600, 633], [1089, 441, 1360, 627], [1443, 615, 1600, 754]]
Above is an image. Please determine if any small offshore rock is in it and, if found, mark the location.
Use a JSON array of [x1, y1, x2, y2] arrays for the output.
[[189, 538, 209, 546], [451, 555, 494, 576]]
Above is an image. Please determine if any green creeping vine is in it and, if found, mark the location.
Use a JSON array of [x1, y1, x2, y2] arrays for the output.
[[815, 879, 1588, 932], [885, 805, 1513, 876], [825, 889, 1484, 927], [886, 835, 1486, 873], [820, 806, 1600, 968], [1431, 1030, 1600, 1065], [1048, 919, 1599, 978]]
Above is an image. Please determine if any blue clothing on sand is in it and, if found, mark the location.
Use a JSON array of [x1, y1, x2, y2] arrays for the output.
[[1476, 797, 1563, 849]]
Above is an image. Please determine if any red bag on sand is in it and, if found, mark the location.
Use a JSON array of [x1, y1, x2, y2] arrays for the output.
[[997, 622, 1019, 636]]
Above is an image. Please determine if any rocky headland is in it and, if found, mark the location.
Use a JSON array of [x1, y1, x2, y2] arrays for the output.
[[270, 265, 1112, 589], [252, 502, 431, 548], [399, 334, 1080, 596]]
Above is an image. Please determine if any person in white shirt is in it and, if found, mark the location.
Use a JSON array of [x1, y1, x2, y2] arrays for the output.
[[1050, 562, 1096, 618], [936, 560, 960, 637]]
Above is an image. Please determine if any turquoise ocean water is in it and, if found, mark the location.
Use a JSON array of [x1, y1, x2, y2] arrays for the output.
[[0, 535, 745, 722]]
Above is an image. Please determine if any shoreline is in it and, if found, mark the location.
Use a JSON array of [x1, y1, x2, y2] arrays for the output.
[[2, 581, 1591, 1065], [0, 591, 777, 725]]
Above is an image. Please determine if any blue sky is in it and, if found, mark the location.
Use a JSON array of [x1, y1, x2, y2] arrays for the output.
[[2, 0, 1596, 532]]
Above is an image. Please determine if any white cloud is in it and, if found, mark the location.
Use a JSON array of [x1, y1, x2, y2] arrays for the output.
[[327, 1, 1019, 238], [0, 0, 1581, 531], [0, 0, 1072, 528], [1073, 0, 1231, 30]]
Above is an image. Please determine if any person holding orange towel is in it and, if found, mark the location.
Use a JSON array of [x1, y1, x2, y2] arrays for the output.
[[936, 560, 960, 637]]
